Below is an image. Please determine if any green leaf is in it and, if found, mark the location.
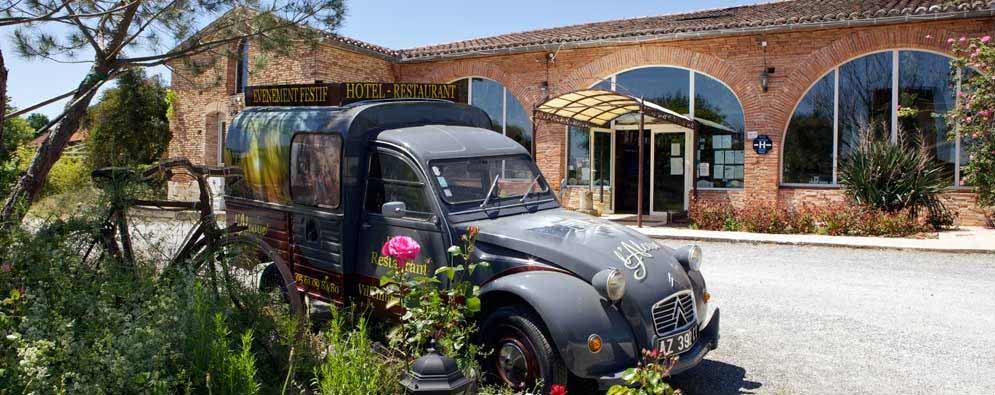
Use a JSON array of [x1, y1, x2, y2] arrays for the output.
[[477, 261, 490, 268], [620, 368, 637, 382], [379, 276, 394, 286], [465, 297, 481, 313], [386, 299, 399, 310], [447, 245, 463, 256]]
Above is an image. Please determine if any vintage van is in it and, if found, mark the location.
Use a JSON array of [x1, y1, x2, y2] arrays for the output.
[[223, 91, 720, 390]]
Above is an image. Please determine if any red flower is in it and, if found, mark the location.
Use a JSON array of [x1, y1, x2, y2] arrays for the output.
[[549, 384, 568, 395], [381, 236, 421, 270], [467, 225, 479, 238]]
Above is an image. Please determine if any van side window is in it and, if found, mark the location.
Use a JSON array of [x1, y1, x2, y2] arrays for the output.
[[291, 133, 342, 208], [365, 151, 432, 219]]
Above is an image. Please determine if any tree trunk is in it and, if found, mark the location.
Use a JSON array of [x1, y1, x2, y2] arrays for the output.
[[0, 48, 7, 155], [0, 68, 105, 230]]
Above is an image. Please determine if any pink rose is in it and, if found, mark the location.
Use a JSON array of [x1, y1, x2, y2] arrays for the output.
[[983, 35, 992, 43], [381, 236, 421, 270]]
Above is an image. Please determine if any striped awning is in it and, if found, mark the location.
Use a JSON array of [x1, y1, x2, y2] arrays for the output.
[[534, 89, 695, 129]]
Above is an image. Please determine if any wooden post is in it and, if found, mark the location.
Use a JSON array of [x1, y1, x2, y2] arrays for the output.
[[637, 100, 645, 228]]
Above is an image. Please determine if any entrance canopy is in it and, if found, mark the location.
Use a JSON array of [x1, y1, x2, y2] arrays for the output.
[[534, 89, 696, 129], [534, 89, 700, 228]]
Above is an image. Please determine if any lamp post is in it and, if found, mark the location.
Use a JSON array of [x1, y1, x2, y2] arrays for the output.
[[400, 339, 472, 395]]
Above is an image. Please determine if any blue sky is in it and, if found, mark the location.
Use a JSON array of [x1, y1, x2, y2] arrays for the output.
[[3, 0, 757, 119]]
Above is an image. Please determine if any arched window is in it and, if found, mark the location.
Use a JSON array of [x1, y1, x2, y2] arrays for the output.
[[568, 67, 746, 189], [235, 39, 249, 94], [452, 77, 533, 151], [783, 50, 965, 186]]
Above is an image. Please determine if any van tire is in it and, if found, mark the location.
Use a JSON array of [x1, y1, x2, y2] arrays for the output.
[[481, 305, 568, 392]]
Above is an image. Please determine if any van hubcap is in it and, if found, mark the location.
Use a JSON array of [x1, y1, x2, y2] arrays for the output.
[[496, 337, 536, 388]]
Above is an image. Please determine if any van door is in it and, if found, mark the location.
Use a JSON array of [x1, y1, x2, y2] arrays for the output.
[[287, 133, 346, 304], [355, 147, 449, 315]]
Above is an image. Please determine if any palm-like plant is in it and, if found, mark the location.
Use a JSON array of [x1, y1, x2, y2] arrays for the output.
[[838, 126, 952, 223]]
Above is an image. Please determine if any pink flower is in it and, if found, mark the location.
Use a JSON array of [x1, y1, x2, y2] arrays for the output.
[[925, 35, 933, 40], [549, 384, 568, 395], [960, 36, 968, 42], [983, 35, 992, 43], [947, 38, 956, 44], [381, 236, 421, 270], [966, 117, 973, 123], [0, 264, 9, 273]]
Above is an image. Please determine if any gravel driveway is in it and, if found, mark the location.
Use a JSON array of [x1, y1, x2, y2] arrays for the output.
[[664, 241, 995, 395]]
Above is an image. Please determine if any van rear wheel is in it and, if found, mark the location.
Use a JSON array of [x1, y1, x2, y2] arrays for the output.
[[481, 305, 567, 392]]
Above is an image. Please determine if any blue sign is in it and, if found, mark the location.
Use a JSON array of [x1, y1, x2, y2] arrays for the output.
[[752, 135, 773, 155]]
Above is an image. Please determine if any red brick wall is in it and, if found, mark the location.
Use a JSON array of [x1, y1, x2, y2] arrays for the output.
[[400, 19, 994, 225], [168, 19, 994, 225]]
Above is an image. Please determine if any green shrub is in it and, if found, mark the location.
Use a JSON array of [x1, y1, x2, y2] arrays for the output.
[[688, 200, 930, 237], [949, 35, 995, 221], [837, 128, 953, 227], [312, 312, 403, 395]]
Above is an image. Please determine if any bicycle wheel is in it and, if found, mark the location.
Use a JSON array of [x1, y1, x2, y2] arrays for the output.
[[189, 233, 305, 319]]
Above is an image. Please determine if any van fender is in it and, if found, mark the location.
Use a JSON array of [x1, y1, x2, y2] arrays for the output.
[[479, 270, 638, 378]]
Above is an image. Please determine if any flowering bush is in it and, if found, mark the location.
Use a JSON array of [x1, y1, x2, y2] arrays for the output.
[[377, 227, 487, 374], [949, 34, 995, 224], [606, 349, 681, 395], [690, 200, 930, 237]]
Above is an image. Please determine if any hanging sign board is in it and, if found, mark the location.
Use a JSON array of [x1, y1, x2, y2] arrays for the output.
[[245, 82, 460, 107]]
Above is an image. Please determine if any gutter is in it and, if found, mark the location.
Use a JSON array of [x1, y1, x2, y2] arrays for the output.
[[397, 9, 995, 63]]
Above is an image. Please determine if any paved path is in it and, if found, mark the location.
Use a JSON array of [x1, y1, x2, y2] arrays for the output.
[[632, 225, 995, 254], [663, 241, 995, 395]]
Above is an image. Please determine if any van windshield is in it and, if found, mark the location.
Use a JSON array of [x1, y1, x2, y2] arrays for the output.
[[429, 155, 550, 205]]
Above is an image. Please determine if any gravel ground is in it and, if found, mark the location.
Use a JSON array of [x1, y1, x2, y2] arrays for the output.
[[664, 241, 995, 395]]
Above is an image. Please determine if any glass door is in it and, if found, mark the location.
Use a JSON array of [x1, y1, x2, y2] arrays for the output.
[[650, 131, 688, 214]]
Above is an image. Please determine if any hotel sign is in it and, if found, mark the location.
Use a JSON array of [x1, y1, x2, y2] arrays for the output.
[[245, 82, 459, 107]]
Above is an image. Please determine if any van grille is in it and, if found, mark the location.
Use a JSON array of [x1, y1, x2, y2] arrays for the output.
[[651, 291, 696, 336]]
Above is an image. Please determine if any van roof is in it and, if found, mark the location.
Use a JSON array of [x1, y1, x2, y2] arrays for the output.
[[377, 125, 529, 164]]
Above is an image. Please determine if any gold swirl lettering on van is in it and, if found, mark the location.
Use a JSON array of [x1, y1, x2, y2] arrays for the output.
[[369, 251, 427, 275]]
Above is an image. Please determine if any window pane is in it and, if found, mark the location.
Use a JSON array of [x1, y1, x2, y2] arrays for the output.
[[695, 73, 746, 188], [839, 51, 893, 161], [592, 132, 612, 188], [471, 78, 504, 134], [430, 155, 548, 204], [616, 67, 690, 115], [454, 78, 469, 104], [592, 78, 612, 91], [366, 152, 431, 218], [898, 51, 956, 185], [505, 94, 533, 151], [291, 134, 342, 208], [567, 126, 591, 185], [783, 73, 836, 184]]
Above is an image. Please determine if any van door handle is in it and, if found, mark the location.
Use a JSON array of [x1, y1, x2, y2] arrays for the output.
[[361, 223, 372, 230]]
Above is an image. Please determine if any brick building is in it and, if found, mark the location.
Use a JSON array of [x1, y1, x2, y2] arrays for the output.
[[168, 0, 995, 225]]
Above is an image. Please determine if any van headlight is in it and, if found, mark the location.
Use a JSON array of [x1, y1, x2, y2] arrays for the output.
[[674, 245, 702, 272], [592, 268, 626, 302]]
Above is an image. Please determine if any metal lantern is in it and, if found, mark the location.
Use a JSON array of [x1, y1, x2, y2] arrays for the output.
[[400, 340, 472, 395]]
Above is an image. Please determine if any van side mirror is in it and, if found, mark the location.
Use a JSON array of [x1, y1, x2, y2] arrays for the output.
[[382, 201, 407, 218]]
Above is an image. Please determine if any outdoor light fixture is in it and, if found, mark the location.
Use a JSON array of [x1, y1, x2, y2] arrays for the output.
[[759, 40, 775, 93]]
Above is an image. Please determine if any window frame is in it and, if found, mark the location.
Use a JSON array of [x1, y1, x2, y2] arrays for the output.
[[450, 76, 534, 154], [565, 65, 747, 191], [363, 147, 435, 221], [780, 49, 968, 189], [290, 132, 344, 209]]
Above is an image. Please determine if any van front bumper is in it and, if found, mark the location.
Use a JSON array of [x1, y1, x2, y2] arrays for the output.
[[595, 306, 720, 389]]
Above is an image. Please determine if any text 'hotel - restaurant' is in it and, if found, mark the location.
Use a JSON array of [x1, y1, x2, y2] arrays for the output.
[[168, 0, 995, 225]]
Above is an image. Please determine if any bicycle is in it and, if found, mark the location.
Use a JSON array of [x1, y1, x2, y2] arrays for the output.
[[88, 157, 305, 318]]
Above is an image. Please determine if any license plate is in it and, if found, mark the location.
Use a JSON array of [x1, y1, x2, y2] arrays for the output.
[[657, 326, 698, 356]]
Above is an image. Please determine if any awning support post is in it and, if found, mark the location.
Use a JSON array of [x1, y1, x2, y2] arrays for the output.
[[637, 99, 645, 228]]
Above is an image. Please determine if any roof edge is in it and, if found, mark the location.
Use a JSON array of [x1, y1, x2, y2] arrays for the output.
[[397, 8, 995, 63]]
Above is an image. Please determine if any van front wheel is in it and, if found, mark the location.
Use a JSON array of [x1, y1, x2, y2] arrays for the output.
[[481, 305, 567, 392]]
